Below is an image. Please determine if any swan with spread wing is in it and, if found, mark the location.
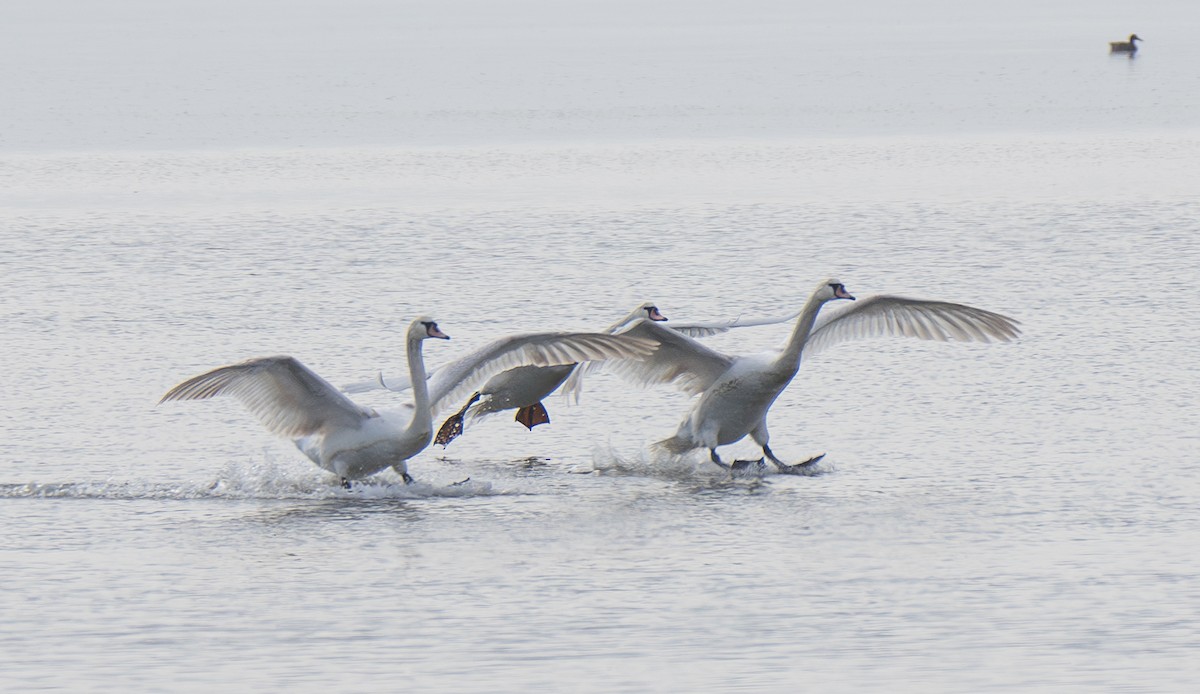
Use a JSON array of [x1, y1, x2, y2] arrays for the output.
[[343, 302, 806, 446], [159, 317, 658, 486], [564, 280, 1020, 474]]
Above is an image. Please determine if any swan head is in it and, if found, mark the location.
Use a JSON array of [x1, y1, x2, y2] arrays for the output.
[[410, 316, 450, 341], [636, 301, 668, 322], [608, 302, 668, 332], [817, 278, 856, 302], [1130, 34, 1142, 42]]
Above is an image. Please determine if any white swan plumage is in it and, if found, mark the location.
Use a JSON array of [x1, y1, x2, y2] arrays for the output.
[[159, 317, 658, 485], [343, 302, 806, 446], [565, 280, 1021, 473]]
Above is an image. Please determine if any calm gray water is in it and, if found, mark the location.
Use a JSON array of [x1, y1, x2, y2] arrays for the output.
[[3, 1, 1200, 691]]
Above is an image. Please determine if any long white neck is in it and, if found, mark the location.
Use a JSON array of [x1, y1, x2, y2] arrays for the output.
[[404, 335, 433, 438], [774, 289, 831, 372]]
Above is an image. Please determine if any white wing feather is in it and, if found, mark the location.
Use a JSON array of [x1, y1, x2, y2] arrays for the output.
[[560, 319, 734, 401], [342, 333, 656, 400], [668, 309, 802, 338], [345, 309, 792, 394], [804, 295, 1021, 356], [159, 356, 375, 438], [342, 370, 418, 394], [425, 331, 658, 416]]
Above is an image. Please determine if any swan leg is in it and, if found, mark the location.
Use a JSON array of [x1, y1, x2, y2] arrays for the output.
[[711, 448, 764, 475], [514, 402, 551, 430], [390, 462, 415, 485], [752, 423, 823, 474], [435, 392, 481, 447], [341, 477, 352, 490]]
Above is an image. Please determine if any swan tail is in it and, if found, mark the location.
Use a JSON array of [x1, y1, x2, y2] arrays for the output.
[[514, 402, 551, 430]]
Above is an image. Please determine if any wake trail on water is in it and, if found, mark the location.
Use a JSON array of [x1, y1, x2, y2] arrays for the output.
[[0, 458, 505, 501], [585, 443, 831, 482]]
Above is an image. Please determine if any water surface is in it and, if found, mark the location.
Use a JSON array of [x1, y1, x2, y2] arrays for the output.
[[2, 1, 1200, 691]]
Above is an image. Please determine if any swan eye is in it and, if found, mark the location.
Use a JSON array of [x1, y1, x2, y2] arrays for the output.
[[646, 307, 657, 315]]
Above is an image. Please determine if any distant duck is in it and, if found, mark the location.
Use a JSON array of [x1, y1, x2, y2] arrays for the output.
[[1109, 34, 1142, 52]]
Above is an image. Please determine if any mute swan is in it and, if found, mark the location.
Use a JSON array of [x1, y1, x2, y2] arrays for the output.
[[158, 317, 658, 486], [565, 280, 1020, 474], [1109, 34, 1142, 52], [343, 302, 808, 447]]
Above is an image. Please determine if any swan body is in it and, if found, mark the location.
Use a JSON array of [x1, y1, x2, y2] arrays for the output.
[[1110, 34, 1141, 52], [159, 318, 658, 484], [467, 364, 577, 414], [673, 354, 790, 449], [571, 280, 1021, 472], [344, 302, 808, 446], [294, 410, 420, 480], [448, 363, 577, 430], [430, 303, 667, 441]]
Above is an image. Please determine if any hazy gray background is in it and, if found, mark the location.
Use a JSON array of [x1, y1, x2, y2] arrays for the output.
[[2, 0, 1198, 151]]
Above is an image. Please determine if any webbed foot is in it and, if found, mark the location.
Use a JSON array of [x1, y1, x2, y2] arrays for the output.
[[772, 453, 826, 475], [436, 392, 481, 446], [762, 444, 825, 475], [341, 477, 352, 490], [731, 458, 767, 475], [515, 401, 550, 430], [435, 413, 465, 447], [401, 472, 414, 485]]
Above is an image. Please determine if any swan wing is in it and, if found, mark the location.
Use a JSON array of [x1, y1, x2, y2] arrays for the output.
[[342, 308, 791, 394], [160, 356, 375, 438], [426, 331, 659, 416], [561, 319, 735, 401], [341, 370, 418, 394], [804, 295, 1021, 356], [669, 309, 803, 338]]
